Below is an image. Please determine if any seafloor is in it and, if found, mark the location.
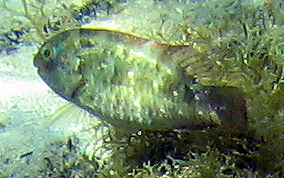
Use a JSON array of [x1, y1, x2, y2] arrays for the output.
[[0, 0, 284, 177]]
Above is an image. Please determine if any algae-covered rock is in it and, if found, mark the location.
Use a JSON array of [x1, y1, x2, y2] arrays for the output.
[[1, 0, 284, 177]]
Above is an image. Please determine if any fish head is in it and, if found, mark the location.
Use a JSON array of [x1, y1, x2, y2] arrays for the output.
[[34, 30, 84, 101]]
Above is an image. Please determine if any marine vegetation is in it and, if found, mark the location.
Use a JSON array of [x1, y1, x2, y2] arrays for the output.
[[2, 0, 284, 177]]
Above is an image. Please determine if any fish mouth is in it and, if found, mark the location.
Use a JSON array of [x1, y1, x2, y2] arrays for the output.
[[33, 53, 42, 68], [34, 53, 61, 74], [33, 54, 58, 90], [34, 55, 48, 81]]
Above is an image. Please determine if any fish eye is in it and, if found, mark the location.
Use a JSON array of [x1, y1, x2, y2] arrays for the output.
[[43, 49, 51, 58]]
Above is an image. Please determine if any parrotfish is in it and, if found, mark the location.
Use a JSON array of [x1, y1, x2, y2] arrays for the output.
[[34, 28, 246, 131]]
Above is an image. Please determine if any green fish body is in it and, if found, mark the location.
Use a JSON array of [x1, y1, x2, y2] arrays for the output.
[[34, 29, 241, 131]]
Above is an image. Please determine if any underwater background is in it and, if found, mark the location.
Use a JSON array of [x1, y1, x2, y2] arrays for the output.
[[0, 0, 284, 177]]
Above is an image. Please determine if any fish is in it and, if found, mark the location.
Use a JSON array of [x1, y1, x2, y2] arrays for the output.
[[34, 28, 246, 131]]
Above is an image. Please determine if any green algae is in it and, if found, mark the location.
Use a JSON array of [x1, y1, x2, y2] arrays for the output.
[[1, 0, 284, 177]]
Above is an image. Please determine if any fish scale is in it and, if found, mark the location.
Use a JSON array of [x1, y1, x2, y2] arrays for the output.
[[34, 28, 244, 131]]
